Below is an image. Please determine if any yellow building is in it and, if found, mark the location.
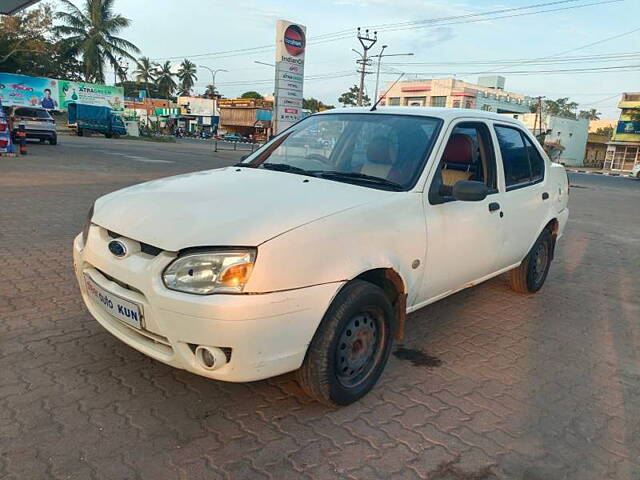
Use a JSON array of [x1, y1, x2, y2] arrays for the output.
[[604, 92, 640, 171]]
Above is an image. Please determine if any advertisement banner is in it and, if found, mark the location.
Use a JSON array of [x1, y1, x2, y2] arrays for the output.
[[616, 120, 640, 135], [0, 73, 59, 110], [58, 80, 124, 112], [274, 20, 306, 134]]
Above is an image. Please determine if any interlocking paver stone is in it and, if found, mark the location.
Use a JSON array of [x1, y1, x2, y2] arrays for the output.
[[1, 137, 639, 479]]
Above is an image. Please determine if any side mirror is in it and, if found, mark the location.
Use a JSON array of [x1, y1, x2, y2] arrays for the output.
[[452, 180, 488, 202]]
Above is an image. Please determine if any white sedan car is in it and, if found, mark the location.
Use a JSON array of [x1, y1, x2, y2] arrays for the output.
[[73, 107, 569, 406]]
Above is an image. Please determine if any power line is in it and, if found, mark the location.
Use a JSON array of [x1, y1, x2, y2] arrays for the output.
[[397, 64, 640, 76], [150, 0, 618, 61]]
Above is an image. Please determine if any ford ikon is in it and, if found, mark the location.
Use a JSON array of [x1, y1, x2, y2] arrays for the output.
[[73, 107, 569, 406]]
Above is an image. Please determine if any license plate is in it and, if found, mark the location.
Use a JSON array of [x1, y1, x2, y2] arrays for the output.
[[84, 274, 143, 329]]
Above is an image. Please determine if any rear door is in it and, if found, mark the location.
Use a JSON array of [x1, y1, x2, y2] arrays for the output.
[[418, 119, 506, 304], [492, 123, 549, 267]]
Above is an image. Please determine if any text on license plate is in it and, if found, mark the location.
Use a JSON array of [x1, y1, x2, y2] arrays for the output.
[[84, 274, 143, 329]]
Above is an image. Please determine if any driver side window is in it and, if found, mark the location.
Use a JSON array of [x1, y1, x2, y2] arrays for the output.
[[429, 121, 497, 204]]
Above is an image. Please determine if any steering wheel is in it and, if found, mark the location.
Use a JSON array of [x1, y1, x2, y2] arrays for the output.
[[304, 153, 332, 166]]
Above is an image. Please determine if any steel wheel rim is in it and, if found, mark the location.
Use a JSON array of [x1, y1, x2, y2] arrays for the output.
[[532, 241, 549, 285], [335, 310, 382, 388]]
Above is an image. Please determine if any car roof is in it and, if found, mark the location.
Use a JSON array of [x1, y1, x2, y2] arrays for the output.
[[314, 106, 525, 126]]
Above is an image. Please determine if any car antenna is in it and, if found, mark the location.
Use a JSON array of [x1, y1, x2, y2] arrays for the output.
[[370, 73, 404, 112]]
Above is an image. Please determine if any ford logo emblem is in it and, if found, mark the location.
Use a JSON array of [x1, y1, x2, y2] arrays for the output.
[[108, 240, 127, 258]]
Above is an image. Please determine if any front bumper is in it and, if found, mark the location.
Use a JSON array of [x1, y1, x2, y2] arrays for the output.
[[73, 227, 343, 382]]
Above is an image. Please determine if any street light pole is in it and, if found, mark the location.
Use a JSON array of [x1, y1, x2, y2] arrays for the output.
[[373, 50, 414, 104], [198, 65, 228, 99]]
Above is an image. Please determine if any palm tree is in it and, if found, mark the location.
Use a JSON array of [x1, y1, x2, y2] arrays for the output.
[[134, 57, 157, 96], [54, 0, 140, 84], [578, 108, 601, 121], [204, 84, 216, 99], [156, 61, 177, 99], [177, 59, 197, 96]]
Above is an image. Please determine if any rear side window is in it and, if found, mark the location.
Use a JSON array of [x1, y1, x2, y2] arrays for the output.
[[494, 125, 545, 189], [14, 108, 51, 119], [523, 134, 545, 181]]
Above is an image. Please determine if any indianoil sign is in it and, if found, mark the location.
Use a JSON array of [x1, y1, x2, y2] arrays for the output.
[[274, 20, 306, 134]]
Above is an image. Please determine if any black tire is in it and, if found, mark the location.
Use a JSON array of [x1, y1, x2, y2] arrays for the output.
[[49, 135, 57, 145], [509, 228, 553, 294], [296, 280, 394, 406], [76, 129, 83, 137], [105, 133, 113, 139]]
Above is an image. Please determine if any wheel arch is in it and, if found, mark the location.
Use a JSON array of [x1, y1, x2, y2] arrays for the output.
[[353, 267, 408, 341]]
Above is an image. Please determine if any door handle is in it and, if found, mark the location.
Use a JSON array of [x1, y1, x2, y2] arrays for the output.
[[542, 192, 549, 200], [488, 202, 500, 212]]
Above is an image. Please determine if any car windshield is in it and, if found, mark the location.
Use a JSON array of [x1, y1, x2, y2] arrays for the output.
[[243, 113, 442, 190]]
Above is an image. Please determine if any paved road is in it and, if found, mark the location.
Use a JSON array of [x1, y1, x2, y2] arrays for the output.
[[1, 138, 639, 479]]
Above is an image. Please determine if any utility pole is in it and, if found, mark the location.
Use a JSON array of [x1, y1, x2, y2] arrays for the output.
[[355, 28, 377, 106], [533, 95, 546, 141]]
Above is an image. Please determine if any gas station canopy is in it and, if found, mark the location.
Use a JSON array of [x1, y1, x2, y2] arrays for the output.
[[0, 0, 40, 15]]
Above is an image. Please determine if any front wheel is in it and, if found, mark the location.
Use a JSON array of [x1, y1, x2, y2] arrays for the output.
[[296, 280, 394, 406], [509, 228, 553, 294], [49, 135, 57, 145]]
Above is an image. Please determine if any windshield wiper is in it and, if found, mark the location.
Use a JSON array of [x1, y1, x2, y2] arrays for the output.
[[260, 163, 318, 177], [317, 171, 403, 191]]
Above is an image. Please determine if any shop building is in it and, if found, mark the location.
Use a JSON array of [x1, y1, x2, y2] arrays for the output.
[[604, 92, 640, 172], [218, 98, 273, 141], [380, 76, 534, 114]]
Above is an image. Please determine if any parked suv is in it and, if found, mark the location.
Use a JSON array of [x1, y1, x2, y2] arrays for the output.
[[3, 106, 57, 145], [74, 107, 569, 406]]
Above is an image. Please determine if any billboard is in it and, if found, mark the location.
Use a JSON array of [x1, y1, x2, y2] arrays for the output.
[[0, 73, 59, 110], [274, 20, 306, 134], [58, 80, 124, 112], [0, 73, 124, 112]]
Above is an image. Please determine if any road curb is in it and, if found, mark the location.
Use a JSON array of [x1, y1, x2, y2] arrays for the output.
[[566, 169, 635, 178]]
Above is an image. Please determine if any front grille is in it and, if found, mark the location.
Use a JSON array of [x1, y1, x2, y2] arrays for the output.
[[107, 229, 163, 256], [98, 268, 143, 295]]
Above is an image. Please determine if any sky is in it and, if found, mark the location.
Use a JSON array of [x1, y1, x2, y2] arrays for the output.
[[74, 0, 640, 119]]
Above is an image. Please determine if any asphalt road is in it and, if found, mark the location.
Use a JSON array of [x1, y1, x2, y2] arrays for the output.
[[1, 137, 639, 480]]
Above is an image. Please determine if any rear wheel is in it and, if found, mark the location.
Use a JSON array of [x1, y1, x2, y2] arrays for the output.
[[296, 280, 394, 406], [509, 228, 553, 294], [48, 135, 57, 145]]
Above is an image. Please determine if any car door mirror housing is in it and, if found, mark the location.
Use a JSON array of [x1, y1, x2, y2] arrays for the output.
[[452, 180, 488, 201]]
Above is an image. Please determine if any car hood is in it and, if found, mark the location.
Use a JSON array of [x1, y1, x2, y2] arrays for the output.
[[92, 167, 391, 251]]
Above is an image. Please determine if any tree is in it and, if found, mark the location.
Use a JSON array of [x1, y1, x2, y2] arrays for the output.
[[338, 85, 370, 107], [303, 97, 334, 112], [54, 0, 140, 83], [156, 61, 177, 99], [0, 4, 83, 80], [133, 57, 157, 96], [240, 91, 263, 99], [595, 126, 613, 137], [543, 97, 578, 119], [177, 59, 197, 96], [578, 108, 601, 120], [117, 80, 159, 98]]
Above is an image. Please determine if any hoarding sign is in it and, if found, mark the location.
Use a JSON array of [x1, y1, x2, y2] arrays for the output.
[[616, 120, 640, 135], [58, 80, 124, 112], [0, 73, 59, 110], [274, 20, 306, 134]]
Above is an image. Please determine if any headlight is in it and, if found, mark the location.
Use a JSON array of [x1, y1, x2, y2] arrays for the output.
[[163, 249, 256, 294], [81, 204, 94, 246]]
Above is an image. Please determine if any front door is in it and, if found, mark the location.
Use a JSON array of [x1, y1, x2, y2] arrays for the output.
[[417, 120, 505, 305]]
